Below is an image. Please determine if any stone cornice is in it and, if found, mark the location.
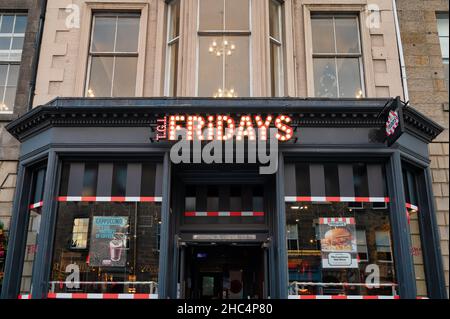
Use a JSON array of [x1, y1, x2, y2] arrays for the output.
[[6, 97, 443, 143]]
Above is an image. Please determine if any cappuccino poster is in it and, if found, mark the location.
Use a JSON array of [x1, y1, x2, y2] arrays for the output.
[[89, 216, 128, 267], [319, 217, 358, 269]]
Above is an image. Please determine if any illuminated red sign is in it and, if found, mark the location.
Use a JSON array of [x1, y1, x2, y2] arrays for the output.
[[155, 114, 293, 142]]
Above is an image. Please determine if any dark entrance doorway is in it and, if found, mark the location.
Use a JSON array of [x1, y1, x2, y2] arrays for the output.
[[183, 244, 264, 299], [170, 164, 274, 299]]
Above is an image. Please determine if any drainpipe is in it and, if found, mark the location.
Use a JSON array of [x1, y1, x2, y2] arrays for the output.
[[392, 0, 409, 102], [27, 0, 48, 111]]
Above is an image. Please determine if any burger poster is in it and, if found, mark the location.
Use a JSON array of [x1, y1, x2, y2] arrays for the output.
[[319, 217, 358, 269]]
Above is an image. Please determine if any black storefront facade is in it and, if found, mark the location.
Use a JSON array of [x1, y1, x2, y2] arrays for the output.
[[1, 97, 447, 300]]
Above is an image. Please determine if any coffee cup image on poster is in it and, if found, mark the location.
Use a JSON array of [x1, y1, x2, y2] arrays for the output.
[[319, 217, 358, 268], [89, 216, 128, 267]]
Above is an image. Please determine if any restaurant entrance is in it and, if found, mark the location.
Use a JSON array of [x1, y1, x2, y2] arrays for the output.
[[171, 164, 273, 299], [182, 244, 265, 299]]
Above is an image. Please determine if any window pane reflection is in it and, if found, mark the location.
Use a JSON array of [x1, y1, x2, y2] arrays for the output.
[[224, 36, 250, 97], [225, 0, 249, 30], [89, 56, 113, 97], [313, 58, 337, 98], [337, 58, 362, 98], [113, 57, 137, 97], [199, 0, 224, 30], [198, 37, 224, 97], [312, 18, 334, 53], [91, 17, 115, 52], [335, 18, 360, 54], [116, 17, 140, 52]]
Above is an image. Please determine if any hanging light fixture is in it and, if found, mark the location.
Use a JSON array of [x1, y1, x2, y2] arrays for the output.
[[209, 39, 236, 57], [213, 88, 238, 98]]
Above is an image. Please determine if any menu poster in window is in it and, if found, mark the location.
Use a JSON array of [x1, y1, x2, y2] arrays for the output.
[[89, 216, 128, 267], [319, 217, 358, 268]]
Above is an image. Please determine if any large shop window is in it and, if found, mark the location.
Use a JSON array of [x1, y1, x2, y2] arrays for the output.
[[311, 14, 365, 98], [86, 13, 140, 98], [284, 162, 398, 297], [49, 161, 163, 296], [0, 13, 27, 113], [19, 166, 46, 295], [198, 0, 251, 97]]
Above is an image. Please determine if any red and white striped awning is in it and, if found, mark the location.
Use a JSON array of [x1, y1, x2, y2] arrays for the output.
[[184, 211, 264, 217]]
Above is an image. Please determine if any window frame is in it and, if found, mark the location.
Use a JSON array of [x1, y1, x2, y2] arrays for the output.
[[269, 0, 285, 97], [310, 13, 365, 99], [195, 0, 253, 98], [70, 217, 90, 250], [436, 12, 449, 93], [0, 13, 26, 114], [75, 3, 148, 97], [85, 12, 141, 98], [165, 0, 181, 97], [303, 5, 375, 98]]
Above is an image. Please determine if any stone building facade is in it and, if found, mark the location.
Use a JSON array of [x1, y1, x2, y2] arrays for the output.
[[0, 0, 43, 289], [0, 0, 448, 299], [396, 0, 449, 294]]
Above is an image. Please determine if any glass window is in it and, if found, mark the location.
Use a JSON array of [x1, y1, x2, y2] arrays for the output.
[[0, 14, 26, 114], [198, 0, 251, 97], [356, 230, 368, 262], [166, 0, 180, 96], [49, 202, 161, 295], [402, 167, 428, 298], [19, 166, 46, 296], [86, 14, 140, 97], [49, 160, 162, 295], [286, 161, 398, 297], [311, 15, 364, 98], [71, 218, 89, 249], [269, 0, 284, 97], [437, 12, 449, 92]]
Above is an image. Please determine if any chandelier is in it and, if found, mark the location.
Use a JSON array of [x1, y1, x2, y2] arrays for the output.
[[213, 88, 237, 98], [208, 39, 236, 57]]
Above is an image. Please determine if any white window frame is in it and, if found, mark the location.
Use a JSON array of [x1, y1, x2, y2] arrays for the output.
[[74, 3, 148, 97], [310, 14, 365, 99], [269, 0, 284, 97], [195, 0, 253, 97], [85, 12, 141, 98], [165, 0, 181, 97], [436, 12, 449, 93], [0, 13, 26, 114], [303, 5, 375, 98]]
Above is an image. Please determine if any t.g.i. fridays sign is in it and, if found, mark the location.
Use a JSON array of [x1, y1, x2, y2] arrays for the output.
[[154, 114, 294, 142]]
